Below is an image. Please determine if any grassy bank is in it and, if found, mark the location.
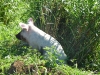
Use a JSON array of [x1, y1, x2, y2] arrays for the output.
[[0, 0, 100, 74]]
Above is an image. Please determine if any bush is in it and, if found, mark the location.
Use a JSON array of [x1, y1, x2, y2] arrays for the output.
[[0, 0, 29, 25], [61, 0, 100, 71], [25, 0, 100, 71]]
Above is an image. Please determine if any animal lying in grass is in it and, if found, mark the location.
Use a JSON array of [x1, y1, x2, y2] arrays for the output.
[[16, 18, 67, 61]]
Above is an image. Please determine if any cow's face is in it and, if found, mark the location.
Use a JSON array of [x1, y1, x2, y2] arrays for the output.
[[16, 18, 34, 43], [16, 30, 27, 42]]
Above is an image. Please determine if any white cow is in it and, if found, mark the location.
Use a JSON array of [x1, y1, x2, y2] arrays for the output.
[[16, 18, 67, 61]]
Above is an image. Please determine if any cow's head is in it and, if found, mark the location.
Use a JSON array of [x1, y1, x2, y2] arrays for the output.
[[16, 18, 34, 42]]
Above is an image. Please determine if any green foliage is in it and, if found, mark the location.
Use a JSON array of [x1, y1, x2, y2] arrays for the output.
[[0, 0, 100, 74], [0, 0, 29, 25], [62, 0, 100, 71], [44, 46, 65, 68]]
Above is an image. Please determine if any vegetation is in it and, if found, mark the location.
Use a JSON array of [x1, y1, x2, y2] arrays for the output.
[[0, 0, 100, 74]]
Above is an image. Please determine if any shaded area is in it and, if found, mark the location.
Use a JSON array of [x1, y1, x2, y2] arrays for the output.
[[0, 41, 29, 58]]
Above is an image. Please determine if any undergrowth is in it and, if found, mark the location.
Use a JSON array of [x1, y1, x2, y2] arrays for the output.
[[0, 0, 100, 74], [0, 22, 91, 75]]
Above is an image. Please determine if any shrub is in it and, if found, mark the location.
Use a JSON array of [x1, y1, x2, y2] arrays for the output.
[[61, 0, 100, 71], [0, 0, 29, 25]]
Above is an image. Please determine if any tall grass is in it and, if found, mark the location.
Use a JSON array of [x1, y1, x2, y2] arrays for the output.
[[62, 0, 100, 71], [0, 0, 100, 73]]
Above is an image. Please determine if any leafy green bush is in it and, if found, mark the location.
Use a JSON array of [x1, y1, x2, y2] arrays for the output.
[[24, 0, 100, 71], [0, 0, 29, 25], [62, 0, 100, 71]]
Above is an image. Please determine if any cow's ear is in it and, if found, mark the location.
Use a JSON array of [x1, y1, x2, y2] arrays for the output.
[[27, 18, 34, 24], [19, 23, 29, 31]]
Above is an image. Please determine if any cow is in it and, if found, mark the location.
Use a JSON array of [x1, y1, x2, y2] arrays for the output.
[[16, 18, 67, 61]]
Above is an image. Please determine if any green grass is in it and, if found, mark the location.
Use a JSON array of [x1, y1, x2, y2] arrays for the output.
[[0, 31, 91, 75], [0, 20, 91, 75], [0, 14, 98, 75], [0, 0, 100, 74]]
